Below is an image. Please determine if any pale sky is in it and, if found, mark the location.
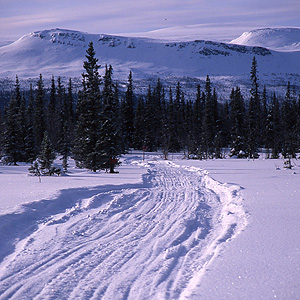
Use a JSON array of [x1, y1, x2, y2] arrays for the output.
[[1, 0, 300, 42]]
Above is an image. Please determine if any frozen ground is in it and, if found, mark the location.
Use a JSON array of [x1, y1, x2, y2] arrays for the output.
[[0, 152, 299, 299]]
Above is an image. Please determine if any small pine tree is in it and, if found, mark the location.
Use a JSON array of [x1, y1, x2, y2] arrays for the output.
[[29, 132, 61, 176], [38, 132, 56, 175]]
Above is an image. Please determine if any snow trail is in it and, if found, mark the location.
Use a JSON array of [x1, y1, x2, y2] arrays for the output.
[[0, 160, 247, 299]]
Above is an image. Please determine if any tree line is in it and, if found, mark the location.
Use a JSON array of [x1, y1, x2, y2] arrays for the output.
[[0, 42, 299, 173]]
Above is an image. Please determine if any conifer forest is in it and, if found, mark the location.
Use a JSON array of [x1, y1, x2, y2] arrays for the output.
[[0, 42, 299, 173]]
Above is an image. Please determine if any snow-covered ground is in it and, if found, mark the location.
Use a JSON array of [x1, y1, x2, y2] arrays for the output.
[[0, 152, 299, 299], [230, 28, 300, 52]]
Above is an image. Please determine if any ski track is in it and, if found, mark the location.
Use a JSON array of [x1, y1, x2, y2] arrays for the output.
[[0, 160, 247, 300]]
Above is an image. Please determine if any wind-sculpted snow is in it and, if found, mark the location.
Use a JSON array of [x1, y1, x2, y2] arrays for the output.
[[0, 160, 247, 299]]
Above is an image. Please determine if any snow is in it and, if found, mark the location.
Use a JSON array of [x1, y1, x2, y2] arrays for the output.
[[1, 27, 300, 98], [121, 24, 236, 43], [0, 28, 300, 82], [230, 28, 300, 52], [175, 157, 300, 299], [1, 152, 300, 299]]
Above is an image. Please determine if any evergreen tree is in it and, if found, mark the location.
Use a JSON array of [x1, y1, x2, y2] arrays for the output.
[[297, 93, 300, 152], [58, 92, 71, 172], [2, 76, 26, 163], [34, 74, 46, 152], [16, 93, 27, 161], [202, 75, 216, 158], [160, 89, 170, 159], [98, 65, 122, 173], [281, 81, 298, 158], [152, 78, 164, 149], [24, 84, 36, 162], [122, 70, 135, 148], [73, 41, 103, 172], [0, 110, 4, 154], [143, 86, 156, 151], [48, 76, 56, 117], [265, 92, 281, 158], [3, 95, 21, 164], [212, 88, 222, 158], [132, 96, 145, 149], [29, 131, 61, 176], [67, 78, 74, 122], [229, 87, 247, 157], [261, 85, 268, 146], [38, 131, 56, 174], [220, 100, 231, 148], [185, 99, 195, 158], [246, 57, 261, 158], [192, 84, 205, 158], [47, 76, 60, 149], [56, 77, 64, 110], [167, 86, 181, 152]]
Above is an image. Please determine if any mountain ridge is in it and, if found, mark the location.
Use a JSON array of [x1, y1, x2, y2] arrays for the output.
[[230, 27, 300, 52], [0, 28, 279, 79], [0, 28, 300, 96]]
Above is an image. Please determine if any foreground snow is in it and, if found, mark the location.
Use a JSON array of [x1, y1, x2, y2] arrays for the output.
[[0, 153, 299, 299]]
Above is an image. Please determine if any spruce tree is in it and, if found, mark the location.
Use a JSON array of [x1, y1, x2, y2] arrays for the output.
[[261, 86, 268, 146], [160, 90, 170, 159], [122, 70, 135, 148], [281, 81, 298, 158], [73, 41, 103, 172], [192, 84, 205, 158], [34, 74, 46, 152], [2, 76, 26, 164], [3, 95, 21, 164], [202, 75, 215, 158], [133, 96, 145, 149], [29, 131, 61, 176], [47, 76, 60, 149], [143, 86, 156, 151], [265, 92, 281, 158], [246, 57, 261, 158], [153, 78, 164, 146], [229, 87, 247, 157], [24, 84, 36, 162], [58, 91, 72, 173], [98, 65, 122, 173], [167, 86, 181, 152], [38, 131, 56, 174], [67, 78, 74, 122]]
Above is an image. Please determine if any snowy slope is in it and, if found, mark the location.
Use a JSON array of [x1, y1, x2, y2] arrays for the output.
[[0, 28, 300, 81], [123, 24, 236, 43], [1, 153, 300, 299], [230, 28, 300, 52], [0, 155, 247, 299]]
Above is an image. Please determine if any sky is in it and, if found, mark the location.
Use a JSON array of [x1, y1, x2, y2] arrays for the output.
[[1, 0, 300, 42]]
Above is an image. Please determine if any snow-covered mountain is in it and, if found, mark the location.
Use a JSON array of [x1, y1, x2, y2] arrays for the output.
[[0, 28, 300, 96], [230, 28, 300, 52], [0, 28, 298, 78]]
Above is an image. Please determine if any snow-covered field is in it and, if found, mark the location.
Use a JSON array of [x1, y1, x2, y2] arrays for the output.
[[0, 152, 300, 299]]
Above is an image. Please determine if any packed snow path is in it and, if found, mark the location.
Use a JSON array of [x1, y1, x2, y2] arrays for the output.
[[0, 160, 247, 299]]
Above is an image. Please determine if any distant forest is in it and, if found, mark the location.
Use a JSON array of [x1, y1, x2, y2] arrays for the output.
[[0, 42, 299, 173]]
